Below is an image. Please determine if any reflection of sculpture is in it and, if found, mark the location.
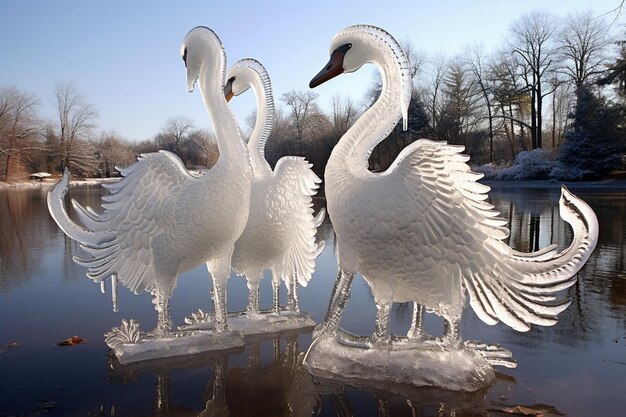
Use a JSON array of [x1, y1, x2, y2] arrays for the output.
[[107, 331, 321, 417], [305, 25, 599, 390], [224, 58, 325, 313], [47, 26, 252, 361]]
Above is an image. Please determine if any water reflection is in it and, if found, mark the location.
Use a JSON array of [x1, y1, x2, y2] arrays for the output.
[[1, 184, 625, 416], [107, 331, 321, 417], [105, 330, 531, 417]]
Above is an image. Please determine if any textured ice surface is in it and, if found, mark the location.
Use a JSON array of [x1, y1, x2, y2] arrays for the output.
[[306, 23, 598, 390], [179, 309, 316, 336], [225, 58, 324, 315], [47, 26, 253, 342], [107, 329, 244, 365], [304, 336, 495, 392]]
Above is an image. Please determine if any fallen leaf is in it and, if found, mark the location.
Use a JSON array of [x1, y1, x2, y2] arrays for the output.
[[7, 342, 18, 348], [31, 399, 59, 412], [57, 335, 85, 346]]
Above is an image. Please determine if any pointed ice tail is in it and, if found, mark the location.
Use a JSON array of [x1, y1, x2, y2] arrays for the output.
[[513, 186, 598, 285], [47, 169, 109, 247], [464, 186, 599, 332]]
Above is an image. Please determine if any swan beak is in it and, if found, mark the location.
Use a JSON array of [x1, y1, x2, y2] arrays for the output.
[[224, 78, 234, 102], [187, 77, 197, 93], [310, 44, 351, 88]]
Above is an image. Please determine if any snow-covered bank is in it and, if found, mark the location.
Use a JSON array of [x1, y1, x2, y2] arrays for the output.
[[482, 178, 626, 190], [0, 177, 119, 189]]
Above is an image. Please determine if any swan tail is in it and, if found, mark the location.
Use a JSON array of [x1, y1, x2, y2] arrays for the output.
[[47, 169, 110, 247], [464, 187, 598, 332], [509, 186, 598, 285]]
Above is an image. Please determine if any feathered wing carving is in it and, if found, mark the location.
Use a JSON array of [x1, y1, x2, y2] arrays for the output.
[[387, 139, 598, 331], [68, 151, 195, 294], [272, 156, 323, 287]]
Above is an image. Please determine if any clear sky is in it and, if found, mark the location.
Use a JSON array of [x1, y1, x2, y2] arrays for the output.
[[0, 0, 622, 141]]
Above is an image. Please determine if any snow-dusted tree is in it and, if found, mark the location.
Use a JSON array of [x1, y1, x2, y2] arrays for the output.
[[552, 85, 625, 180]]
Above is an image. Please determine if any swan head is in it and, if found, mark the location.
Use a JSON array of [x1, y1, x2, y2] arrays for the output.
[[181, 26, 226, 93], [310, 25, 412, 130], [224, 58, 269, 103]]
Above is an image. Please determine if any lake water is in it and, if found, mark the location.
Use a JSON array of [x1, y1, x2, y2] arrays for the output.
[[0, 182, 624, 416]]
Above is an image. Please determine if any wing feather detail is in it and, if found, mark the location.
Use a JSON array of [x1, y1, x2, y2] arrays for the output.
[[272, 156, 323, 287], [74, 151, 194, 294], [384, 139, 597, 331]]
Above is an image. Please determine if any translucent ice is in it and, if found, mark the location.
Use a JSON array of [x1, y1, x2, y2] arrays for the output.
[[47, 26, 251, 348], [307, 24, 599, 390], [224, 58, 325, 314]]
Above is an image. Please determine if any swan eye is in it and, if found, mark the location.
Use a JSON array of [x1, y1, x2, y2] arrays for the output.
[[182, 47, 188, 67]]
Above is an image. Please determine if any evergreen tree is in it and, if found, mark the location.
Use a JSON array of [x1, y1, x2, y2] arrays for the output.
[[552, 85, 625, 180]]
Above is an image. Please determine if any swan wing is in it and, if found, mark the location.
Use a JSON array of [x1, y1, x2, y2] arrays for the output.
[[387, 139, 585, 331], [272, 156, 322, 287], [76, 151, 195, 293]]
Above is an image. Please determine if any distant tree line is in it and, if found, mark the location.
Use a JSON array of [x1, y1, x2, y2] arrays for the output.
[[2, 10, 625, 183]]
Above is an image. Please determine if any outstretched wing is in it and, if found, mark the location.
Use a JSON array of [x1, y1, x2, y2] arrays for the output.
[[272, 156, 323, 287], [385, 139, 573, 331], [75, 151, 195, 294]]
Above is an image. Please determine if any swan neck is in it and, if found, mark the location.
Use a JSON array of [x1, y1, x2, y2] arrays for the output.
[[248, 76, 273, 174], [199, 59, 247, 165], [330, 58, 403, 174]]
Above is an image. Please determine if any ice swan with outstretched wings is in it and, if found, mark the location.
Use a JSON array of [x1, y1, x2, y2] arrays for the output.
[[47, 26, 252, 335], [224, 58, 324, 314], [309, 24, 599, 346]]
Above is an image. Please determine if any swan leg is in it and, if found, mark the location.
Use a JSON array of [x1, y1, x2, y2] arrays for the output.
[[442, 315, 461, 346], [407, 302, 424, 340], [212, 279, 228, 332], [246, 275, 261, 314], [151, 286, 172, 336], [372, 301, 392, 347], [271, 273, 281, 314], [286, 273, 299, 312], [320, 269, 355, 336]]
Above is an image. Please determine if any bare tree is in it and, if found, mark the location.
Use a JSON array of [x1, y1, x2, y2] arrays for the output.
[[464, 44, 498, 162], [188, 128, 219, 169], [330, 94, 359, 137], [508, 12, 560, 149], [54, 82, 98, 171], [559, 10, 612, 90], [0, 86, 42, 180], [280, 90, 321, 155], [421, 54, 450, 134], [157, 116, 195, 155], [96, 131, 135, 177]]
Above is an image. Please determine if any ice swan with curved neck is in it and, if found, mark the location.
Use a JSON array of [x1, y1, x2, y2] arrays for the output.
[[224, 58, 325, 314], [47, 26, 252, 337], [308, 25, 599, 348]]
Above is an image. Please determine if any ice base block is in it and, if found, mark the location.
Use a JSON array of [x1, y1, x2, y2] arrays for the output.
[[303, 336, 496, 392], [179, 309, 317, 336], [109, 329, 244, 365]]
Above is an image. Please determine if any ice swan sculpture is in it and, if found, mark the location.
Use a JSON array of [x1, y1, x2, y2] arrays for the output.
[[225, 58, 324, 314], [47, 26, 252, 362], [303, 24, 599, 390], [180, 58, 325, 335]]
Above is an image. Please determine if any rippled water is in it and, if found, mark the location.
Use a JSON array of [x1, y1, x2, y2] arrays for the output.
[[0, 182, 624, 416]]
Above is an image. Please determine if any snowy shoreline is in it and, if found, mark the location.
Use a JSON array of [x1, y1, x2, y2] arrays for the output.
[[2, 177, 625, 191], [0, 177, 119, 189]]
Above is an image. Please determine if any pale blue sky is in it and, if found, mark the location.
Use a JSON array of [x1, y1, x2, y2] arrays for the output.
[[0, 1, 622, 141]]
